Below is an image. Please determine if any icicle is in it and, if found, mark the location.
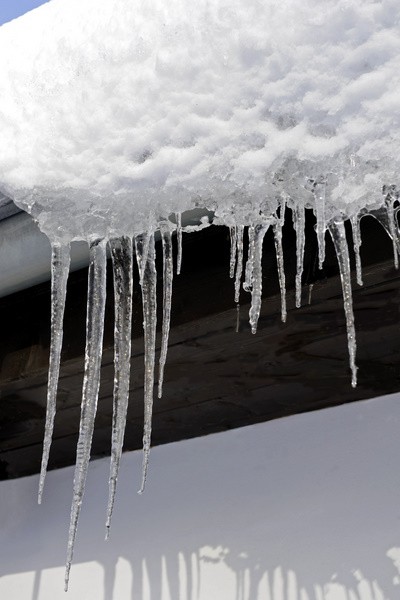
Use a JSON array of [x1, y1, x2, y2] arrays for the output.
[[328, 220, 357, 388], [136, 234, 157, 494], [370, 193, 400, 269], [176, 212, 183, 275], [136, 232, 151, 285], [293, 205, 305, 308], [105, 236, 133, 540], [65, 238, 107, 591], [234, 225, 244, 303], [307, 283, 314, 305], [248, 223, 269, 334], [243, 226, 255, 292], [314, 177, 326, 269], [38, 242, 71, 505], [229, 226, 237, 279], [350, 214, 363, 286], [272, 221, 287, 323], [158, 223, 173, 399]]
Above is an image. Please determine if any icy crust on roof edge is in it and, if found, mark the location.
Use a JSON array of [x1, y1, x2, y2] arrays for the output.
[[1, 0, 400, 238]]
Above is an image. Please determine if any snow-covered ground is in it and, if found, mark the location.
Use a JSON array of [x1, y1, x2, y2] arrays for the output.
[[1, 393, 400, 600]]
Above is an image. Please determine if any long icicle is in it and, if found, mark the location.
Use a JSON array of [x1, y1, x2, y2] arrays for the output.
[[136, 234, 157, 494], [293, 205, 306, 308], [273, 222, 287, 323], [350, 214, 363, 286], [176, 212, 183, 275], [234, 225, 244, 303], [229, 226, 237, 279], [249, 223, 269, 334], [158, 223, 173, 399], [105, 236, 133, 540], [38, 242, 71, 505], [328, 220, 357, 388], [65, 238, 107, 591], [314, 177, 326, 269]]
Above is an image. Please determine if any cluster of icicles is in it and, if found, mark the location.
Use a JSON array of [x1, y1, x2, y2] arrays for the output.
[[37, 189, 400, 591]]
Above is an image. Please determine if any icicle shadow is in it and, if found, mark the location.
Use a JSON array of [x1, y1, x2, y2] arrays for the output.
[[328, 220, 357, 388], [158, 222, 174, 399], [38, 242, 71, 505], [135, 233, 157, 494], [105, 236, 133, 540], [65, 238, 107, 591]]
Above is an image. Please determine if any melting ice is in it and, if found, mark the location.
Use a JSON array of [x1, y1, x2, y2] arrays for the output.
[[0, 0, 400, 589]]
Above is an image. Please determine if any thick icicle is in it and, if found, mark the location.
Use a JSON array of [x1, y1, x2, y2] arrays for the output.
[[328, 220, 357, 388], [38, 242, 71, 504], [273, 221, 287, 323], [65, 238, 107, 591], [248, 223, 269, 334], [314, 177, 326, 269], [158, 223, 173, 399], [229, 226, 237, 279], [350, 214, 363, 286], [136, 232, 151, 285], [293, 205, 306, 308], [105, 236, 133, 540], [243, 226, 255, 292], [176, 212, 183, 275], [234, 225, 244, 303], [136, 234, 157, 494]]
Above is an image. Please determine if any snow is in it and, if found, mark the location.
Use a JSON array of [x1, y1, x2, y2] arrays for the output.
[[1, 393, 400, 599], [0, 0, 400, 587], [0, 0, 399, 238]]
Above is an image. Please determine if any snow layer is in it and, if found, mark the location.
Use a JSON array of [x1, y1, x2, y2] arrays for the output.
[[0, 0, 399, 238]]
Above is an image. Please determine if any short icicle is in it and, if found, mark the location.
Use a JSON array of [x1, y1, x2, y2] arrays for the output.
[[248, 223, 269, 334], [328, 220, 358, 388], [65, 238, 107, 591], [370, 196, 400, 269], [229, 226, 237, 279], [158, 223, 174, 399], [314, 177, 327, 269], [234, 225, 244, 303], [243, 226, 255, 292], [385, 193, 399, 269], [105, 236, 133, 540], [176, 212, 183, 275], [136, 234, 157, 494], [350, 214, 363, 286], [293, 205, 306, 308], [38, 242, 71, 504]]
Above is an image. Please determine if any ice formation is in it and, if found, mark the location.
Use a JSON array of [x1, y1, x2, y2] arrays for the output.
[[0, 0, 400, 589]]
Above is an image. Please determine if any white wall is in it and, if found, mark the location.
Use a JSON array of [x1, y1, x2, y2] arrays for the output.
[[1, 393, 400, 600]]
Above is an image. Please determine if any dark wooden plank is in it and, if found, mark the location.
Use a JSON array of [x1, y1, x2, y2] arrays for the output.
[[0, 214, 399, 479]]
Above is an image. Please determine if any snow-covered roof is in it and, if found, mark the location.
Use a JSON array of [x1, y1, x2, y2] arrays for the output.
[[0, 0, 399, 239]]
